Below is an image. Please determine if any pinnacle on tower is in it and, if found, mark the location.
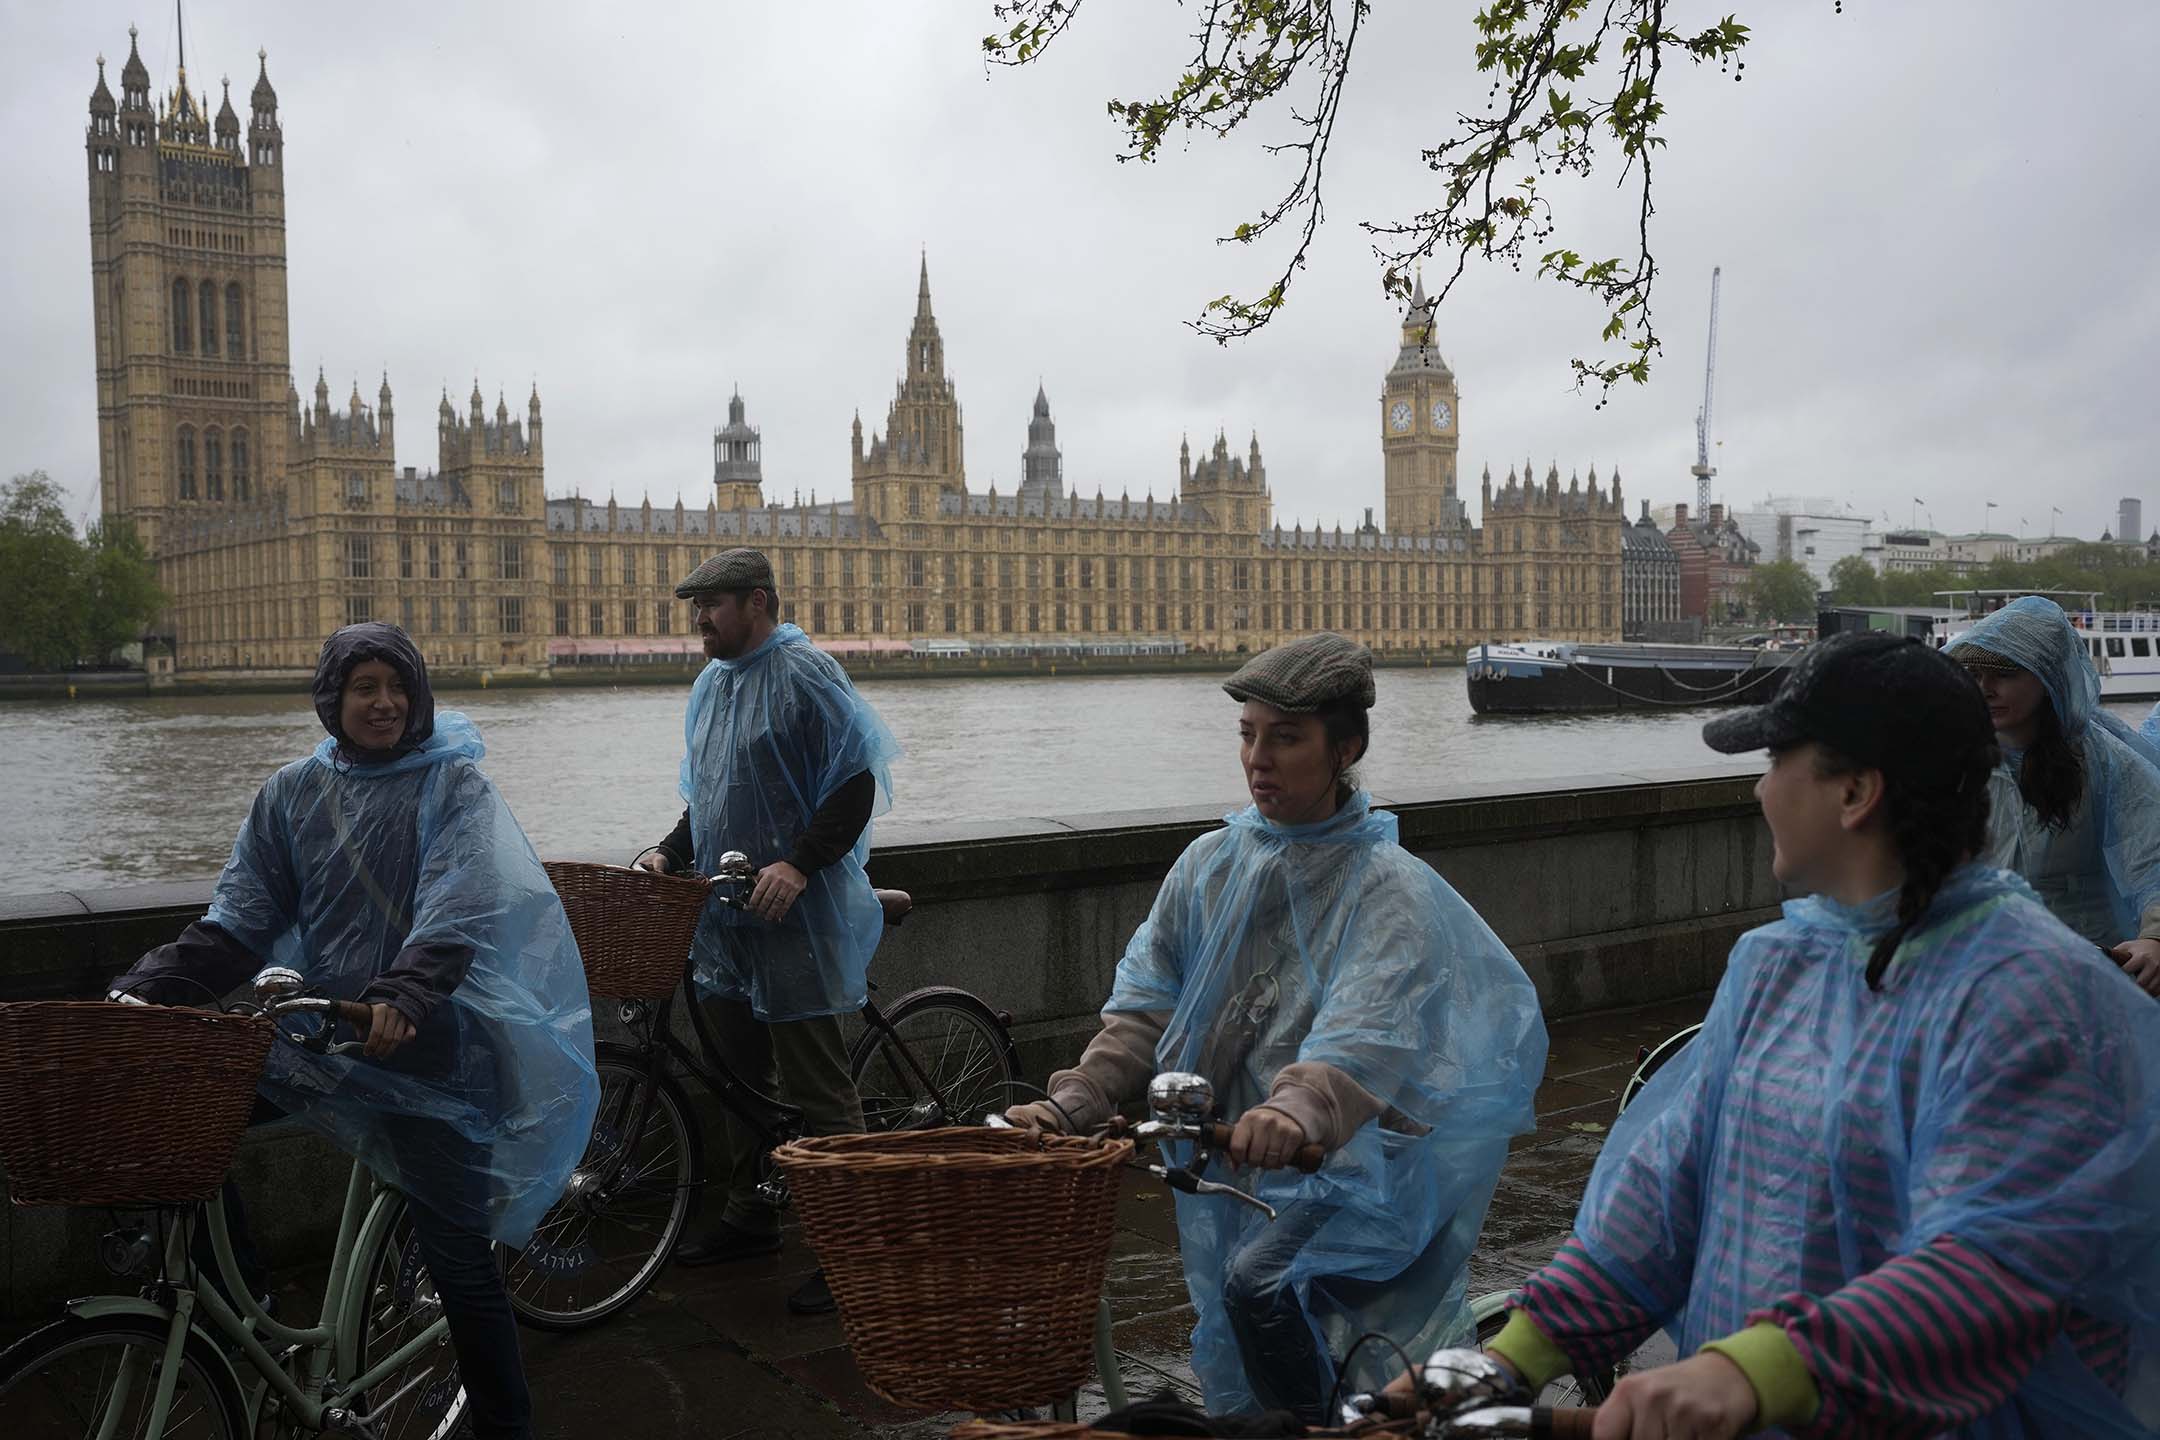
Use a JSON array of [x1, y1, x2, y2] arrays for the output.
[[917, 250, 934, 318]]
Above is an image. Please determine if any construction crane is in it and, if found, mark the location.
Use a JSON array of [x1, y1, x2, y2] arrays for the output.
[[1690, 266, 1722, 515]]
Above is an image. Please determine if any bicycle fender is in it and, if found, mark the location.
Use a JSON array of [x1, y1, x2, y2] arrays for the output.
[[1468, 1288, 1514, 1326], [59, 1297, 250, 1408]]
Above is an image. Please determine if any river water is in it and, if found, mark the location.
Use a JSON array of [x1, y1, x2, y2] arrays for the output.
[[6, 670, 2148, 897]]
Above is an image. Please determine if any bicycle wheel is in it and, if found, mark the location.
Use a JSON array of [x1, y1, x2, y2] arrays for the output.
[[353, 1197, 469, 1440], [0, 1312, 246, 1440], [1617, 1023, 1702, 1117], [503, 1042, 701, 1330], [849, 987, 1020, 1132], [1474, 1305, 1612, 1407]]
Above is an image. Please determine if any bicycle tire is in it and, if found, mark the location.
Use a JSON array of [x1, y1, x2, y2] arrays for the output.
[[1473, 1305, 1613, 1407], [0, 1312, 247, 1440], [503, 1041, 701, 1331], [1616, 1023, 1702, 1118], [352, 1194, 470, 1440], [849, 986, 1021, 1132]]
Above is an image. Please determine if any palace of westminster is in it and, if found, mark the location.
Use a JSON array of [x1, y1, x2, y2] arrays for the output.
[[82, 29, 1624, 672]]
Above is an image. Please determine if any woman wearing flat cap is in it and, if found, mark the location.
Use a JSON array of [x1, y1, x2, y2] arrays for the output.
[[1006, 632, 1547, 1421]]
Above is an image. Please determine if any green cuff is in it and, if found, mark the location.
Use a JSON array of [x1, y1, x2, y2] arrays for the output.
[[1700, 1322, 1821, 1431], [1485, 1310, 1571, 1393]]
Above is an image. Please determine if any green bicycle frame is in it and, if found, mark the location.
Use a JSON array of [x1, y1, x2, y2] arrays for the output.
[[64, 1159, 457, 1437]]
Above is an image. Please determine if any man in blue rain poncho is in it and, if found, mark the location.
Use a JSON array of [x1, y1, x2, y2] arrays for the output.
[[118, 623, 600, 1440], [1455, 634, 2160, 1438], [638, 548, 900, 1313], [1945, 595, 2160, 995], [1005, 633, 1548, 1421]]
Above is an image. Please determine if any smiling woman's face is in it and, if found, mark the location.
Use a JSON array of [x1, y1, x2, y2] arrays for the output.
[[340, 658, 409, 753]]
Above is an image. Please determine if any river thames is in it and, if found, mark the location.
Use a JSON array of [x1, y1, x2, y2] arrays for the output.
[[8, 668, 2137, 897]]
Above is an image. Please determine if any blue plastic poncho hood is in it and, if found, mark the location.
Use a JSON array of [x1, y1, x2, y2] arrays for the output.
[[203, 710, 599, 1246], [1947, 597, 2160, 944], [1104, 793, 1547, 1411], [311, 621, 436, 760], [678, 624, 902, 1020], [1577, 864, 2160, 1436]]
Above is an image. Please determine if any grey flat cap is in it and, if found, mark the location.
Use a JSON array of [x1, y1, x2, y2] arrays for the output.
[[675, 547, 777, 599], [1223, 632, 1376, 712]]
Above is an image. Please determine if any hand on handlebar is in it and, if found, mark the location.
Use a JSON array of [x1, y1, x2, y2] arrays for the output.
[[362, 1002, 415, 1058], [1225, 1106, 1311, 1173], [634, 849, 675, 876], [747, 860, 808, 922], [1591, 1351, 1754, 1440], [1002, 1101, 1072, 1134]]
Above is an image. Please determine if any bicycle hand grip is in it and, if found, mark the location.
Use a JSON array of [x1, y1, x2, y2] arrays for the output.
[[1532, 1405, 1598, 1439], [334, 1000, 375, 1028], [1201, 1122, 1325, 1173]]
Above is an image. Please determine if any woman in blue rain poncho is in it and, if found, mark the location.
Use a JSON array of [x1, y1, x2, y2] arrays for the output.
[[1945, 595, 2160, 994], [1467, 634, 2160, 1439], [120, 623, 599, 1440], [1005, 633, 1548, 1422]]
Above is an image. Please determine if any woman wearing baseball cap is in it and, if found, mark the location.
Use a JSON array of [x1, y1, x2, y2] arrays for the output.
[[1005, 633, 1547, 1422], [1944, 595, 2160, 995], [1460, 632, 2160, 1438]]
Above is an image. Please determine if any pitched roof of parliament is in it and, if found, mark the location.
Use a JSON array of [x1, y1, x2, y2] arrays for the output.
[[82, 26, 1625, 670]]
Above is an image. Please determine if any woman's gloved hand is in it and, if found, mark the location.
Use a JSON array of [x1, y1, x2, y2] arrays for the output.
[[1002, 1100, 1073, 1133]]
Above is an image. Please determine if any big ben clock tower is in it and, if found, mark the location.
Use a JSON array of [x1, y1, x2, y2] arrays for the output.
[[1380, 275, 1465, 533]]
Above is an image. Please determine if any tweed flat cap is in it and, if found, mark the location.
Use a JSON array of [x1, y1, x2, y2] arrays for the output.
[[1223, 633, 1377, 712], [675, 547, 777, 599], [1950, 644, 2023, 676]]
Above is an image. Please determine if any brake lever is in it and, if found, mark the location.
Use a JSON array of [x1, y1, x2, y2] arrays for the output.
[[1147, 1164, 1278, 1221]]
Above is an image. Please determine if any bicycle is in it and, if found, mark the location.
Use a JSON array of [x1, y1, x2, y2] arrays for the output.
[[0, 968, 467, 1440], [500, 849, 1022, 1329]]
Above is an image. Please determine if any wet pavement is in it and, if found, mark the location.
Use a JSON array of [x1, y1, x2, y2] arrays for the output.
[[512, 992, 1710, 1439], [0, 994, 1707, 1437]]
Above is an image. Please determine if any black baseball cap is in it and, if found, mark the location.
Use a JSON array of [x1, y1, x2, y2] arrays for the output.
[[1702, 631, 1993, 773]]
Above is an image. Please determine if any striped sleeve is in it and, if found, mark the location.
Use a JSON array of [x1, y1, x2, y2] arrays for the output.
[[1510, 1235, 1668, 1378], [1757, 1236, 2065, 1438]]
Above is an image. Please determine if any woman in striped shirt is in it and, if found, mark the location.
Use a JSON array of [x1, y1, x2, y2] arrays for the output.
[[1451, 633, 2160, 1438]]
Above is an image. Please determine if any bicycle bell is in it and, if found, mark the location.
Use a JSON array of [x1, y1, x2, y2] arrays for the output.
[[251, 966, 305, 1005], [1418, 1346, 1520, 1417], [1147, 1071, 1216, 1122], [714, 849, 754, 879]]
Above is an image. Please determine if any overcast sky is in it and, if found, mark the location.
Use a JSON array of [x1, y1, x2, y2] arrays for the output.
[[7, 2, 2158, 541]]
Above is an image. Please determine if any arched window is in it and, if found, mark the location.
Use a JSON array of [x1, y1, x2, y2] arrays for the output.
[[171, 278, 192, 352], [231, 429, 250, 502], [224, 283, 244, 360], [204, 428, 224, 501], [199, 279, 219, 356], [176, 426, 197, 498]]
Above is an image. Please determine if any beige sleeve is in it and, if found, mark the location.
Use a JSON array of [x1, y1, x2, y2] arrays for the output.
[[1255, 1060, 1392, 1152], [1046, 1009, 1170, 1131]]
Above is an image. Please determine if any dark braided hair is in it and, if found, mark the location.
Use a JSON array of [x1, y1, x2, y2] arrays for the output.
[[2015, 695, 2085, 831], [1810, 731, 1998, 990]]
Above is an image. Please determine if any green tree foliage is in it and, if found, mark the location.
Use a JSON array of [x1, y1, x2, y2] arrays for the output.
[[1826, 553, 1881, 606], [82, 516, 167, 665], [984, 1, 1761, 393], [1742, 559, 1818, 622], [0, 471, 166, 670], [1869, 545, 2160, 613]]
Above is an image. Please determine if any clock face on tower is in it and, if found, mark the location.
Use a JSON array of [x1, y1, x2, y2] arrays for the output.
[[1430, 399, 1453, 431], [1388, 401, 1413, 433]]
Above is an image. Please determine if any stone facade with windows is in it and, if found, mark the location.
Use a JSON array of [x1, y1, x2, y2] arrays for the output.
[[85, 31, 1622, 671]]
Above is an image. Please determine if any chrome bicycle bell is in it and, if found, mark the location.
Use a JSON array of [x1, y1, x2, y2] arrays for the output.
[[1147, 1071, 1216, 1122], [1418, 1346, 1521, 1417], [713, 850, 755, 881], [251, 966, 305, 1005]]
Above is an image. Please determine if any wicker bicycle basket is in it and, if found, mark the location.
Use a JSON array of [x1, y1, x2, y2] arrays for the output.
[[542, 861, 710, 1000], [772, 1128, 1133, 1413], [0, 1001, 274, 1207]]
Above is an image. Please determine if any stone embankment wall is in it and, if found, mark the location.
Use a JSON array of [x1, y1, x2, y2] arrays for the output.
[[0, 763, 1773, 1319]]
